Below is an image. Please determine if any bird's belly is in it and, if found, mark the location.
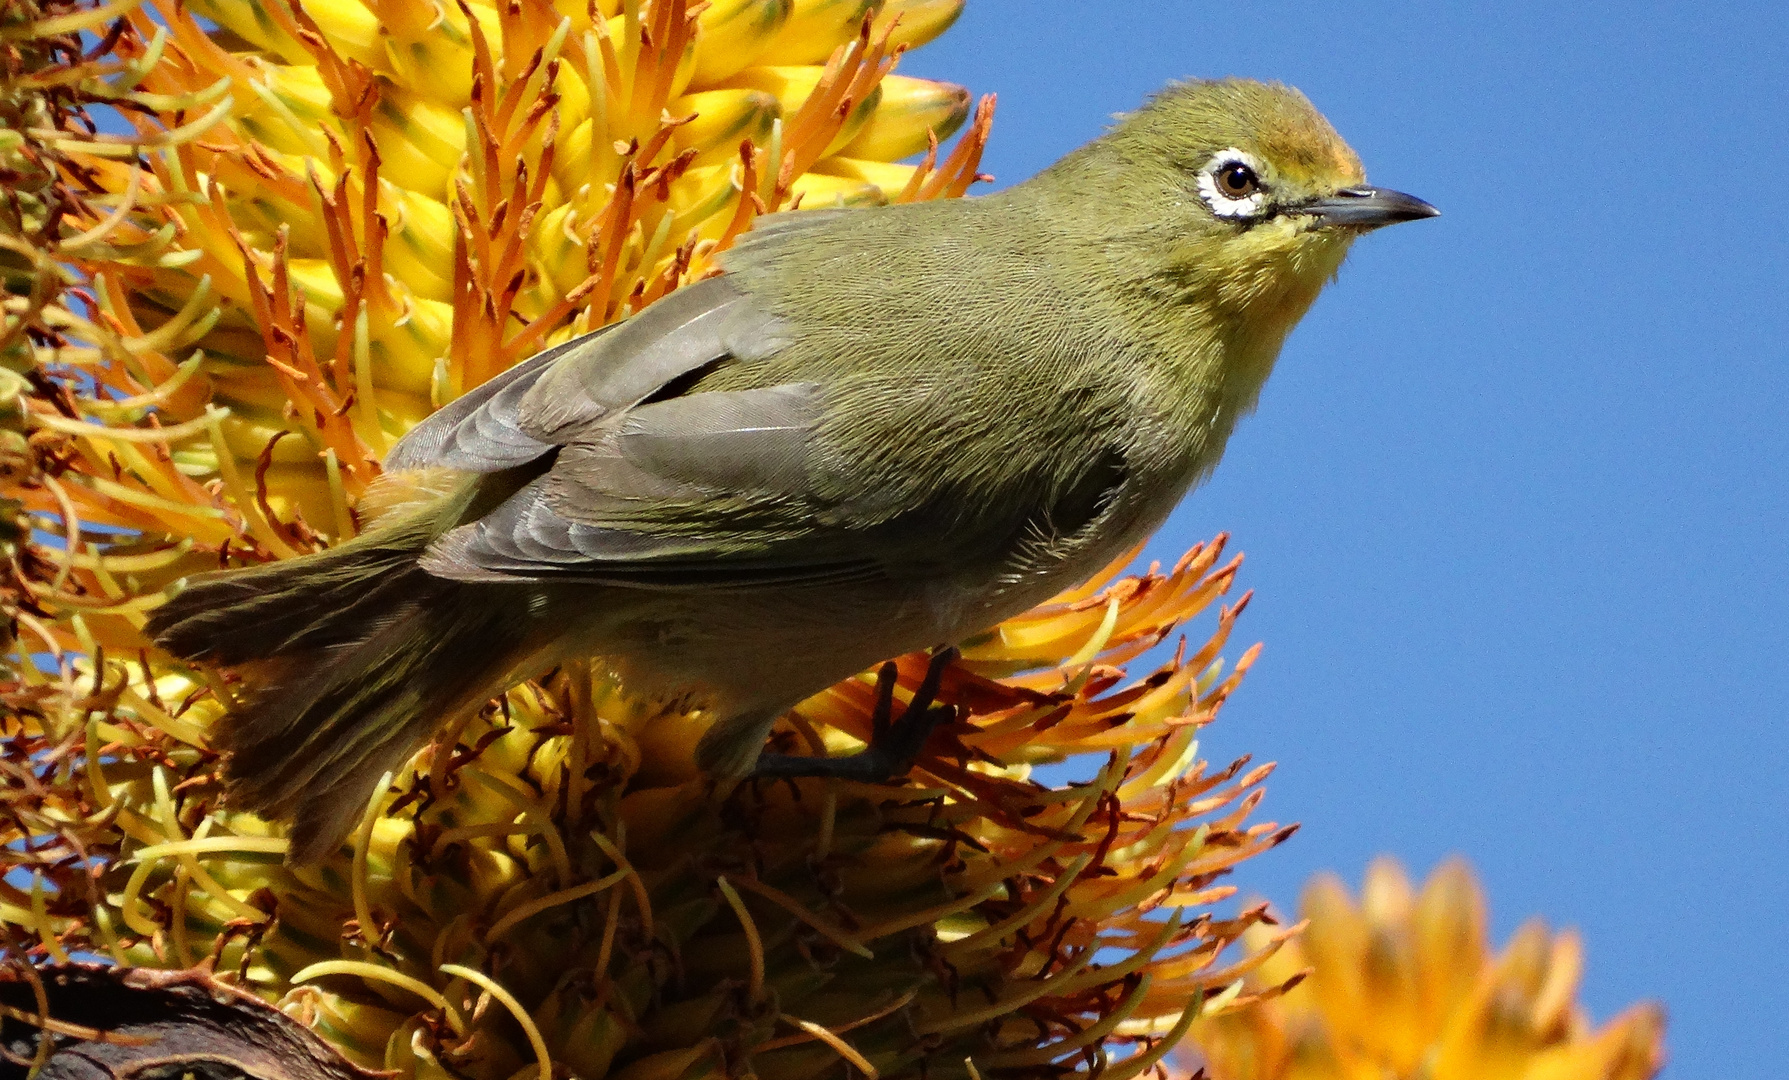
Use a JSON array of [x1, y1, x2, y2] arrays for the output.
[[587, 579, 960, 713], [585, 511, 1159, 716]]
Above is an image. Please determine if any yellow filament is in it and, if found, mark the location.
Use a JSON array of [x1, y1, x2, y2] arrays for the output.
[[593, 887, 622, 990], [83, 541, 127, 605], [351, 771, 394, 953], [110, 804, 176, 850], [853, 878, 1008, 944], [59, 163, 143, 252], [1061, 594, 1123, 695], [292, 960, 467, 1035], [1094, 996, 1198, 1080], [37, 473, 79, 593], [755, 990, 916, 1053], [3, 0, 143, 38], [169, 858, 194, 968], [116, 685, 208, 747], [83, 717, 113, 811], [1047, 913, 1183, 1000], [776, 1014, 878, 1079], [32, 409, 218, 444], [724, 874, 873, 959], [983, 975, 1154, 1068], [910, 947, 1095, 1037], [120, 273, 215, 356], [1198, 979, 1246, 1017], [1074, 836, 1200, 923], [463, 767, 573, 882], [942, 853, 1093, 956], [324, 447, 356, 541], [439, 964, 551, 1080], [205, 407, 299, 558], [150, 764, 180, 840], [28, 873, 69, 963], [110, 23, 167, 92], [42, 538, 192, 573], [176, 849, 268, 925], [349, 307, 386, 454], [0, 1001, 153, 1045], [716, 876, 765, 1003], [90, 902, 130, 965], [946, 754, 1120, 892], [130, 836, 291, 861], [589, 828, 654, 938], [485, 868, 629, 943], [123, 76, 234, 120], [1118, 727, 1201, 797], [430, 821, 536, 850]]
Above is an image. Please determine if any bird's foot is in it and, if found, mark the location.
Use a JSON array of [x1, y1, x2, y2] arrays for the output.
[[752, 647, 959, 783]]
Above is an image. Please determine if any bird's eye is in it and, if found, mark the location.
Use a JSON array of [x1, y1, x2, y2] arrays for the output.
[[1197, 149, 1270, 220], [1215, 162, 1259, 198]]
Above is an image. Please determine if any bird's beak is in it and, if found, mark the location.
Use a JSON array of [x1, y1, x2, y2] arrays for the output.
[[1302, 186, 1440, 229]]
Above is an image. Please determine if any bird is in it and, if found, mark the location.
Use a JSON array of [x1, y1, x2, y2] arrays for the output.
[[147, 78, 1438, 863]]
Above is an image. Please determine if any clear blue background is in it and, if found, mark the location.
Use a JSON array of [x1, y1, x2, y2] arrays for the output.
[[902, 3, 1786, 1076]]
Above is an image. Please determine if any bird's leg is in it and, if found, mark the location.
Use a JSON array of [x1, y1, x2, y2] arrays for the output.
[[752, 647, 959, 782]]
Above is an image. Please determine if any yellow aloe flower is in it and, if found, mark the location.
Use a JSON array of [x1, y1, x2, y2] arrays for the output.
[[2, 0, 1312, 1076], [1186, 857, 1668, 1080]]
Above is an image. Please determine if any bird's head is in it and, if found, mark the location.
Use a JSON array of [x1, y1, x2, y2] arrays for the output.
[[1044, 78, 1437, 330]]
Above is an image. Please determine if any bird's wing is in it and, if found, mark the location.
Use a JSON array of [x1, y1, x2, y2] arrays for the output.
[[384, 276, 788, 473], [383, 331, 597, 473], [399, 272, 888, 588], [403, 233, 1126, 592], [418, 378, 887, 588], [516, 276, 791, 441], [420, 365, 1130, 590]]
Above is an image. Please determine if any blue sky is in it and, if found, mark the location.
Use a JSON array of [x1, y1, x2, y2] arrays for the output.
[[901, 2, 1786, 1075]]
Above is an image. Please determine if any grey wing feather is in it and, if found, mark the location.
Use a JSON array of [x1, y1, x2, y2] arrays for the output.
[[421, 495, 877, 588], [384, 274, 789, 474], [518, 276, 791, 441], [419, 476, 774, 585], [383, 330, 595, 473], [545, 383, 822, 522], [420, 382, 874, 588], [419, 475, 666, 581]]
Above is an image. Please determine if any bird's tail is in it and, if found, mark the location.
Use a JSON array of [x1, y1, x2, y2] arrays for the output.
[[147, 501, 546, 863]]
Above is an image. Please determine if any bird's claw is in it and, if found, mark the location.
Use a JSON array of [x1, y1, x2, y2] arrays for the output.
[[752, 647, 959, 783]]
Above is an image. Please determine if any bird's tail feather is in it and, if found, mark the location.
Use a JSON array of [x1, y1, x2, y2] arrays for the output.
[[147, 512, 438, 666], [146, 507, 544, 863]]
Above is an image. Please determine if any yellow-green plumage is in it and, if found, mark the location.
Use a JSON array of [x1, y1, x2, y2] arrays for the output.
[[147, 78, 1435, 863]]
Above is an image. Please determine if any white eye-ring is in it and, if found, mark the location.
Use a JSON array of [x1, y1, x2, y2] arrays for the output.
[[1197, 148, 1269, 220]]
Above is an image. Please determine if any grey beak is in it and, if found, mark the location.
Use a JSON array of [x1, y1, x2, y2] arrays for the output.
[[1303, 186, 1440, 229]]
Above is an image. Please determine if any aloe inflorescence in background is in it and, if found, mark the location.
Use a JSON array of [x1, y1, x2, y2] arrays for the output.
[[1184, 858, 1666, 1080]]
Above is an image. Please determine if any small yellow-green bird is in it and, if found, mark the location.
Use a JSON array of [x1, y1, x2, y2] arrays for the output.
[[148, 78, 1436, 862]]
